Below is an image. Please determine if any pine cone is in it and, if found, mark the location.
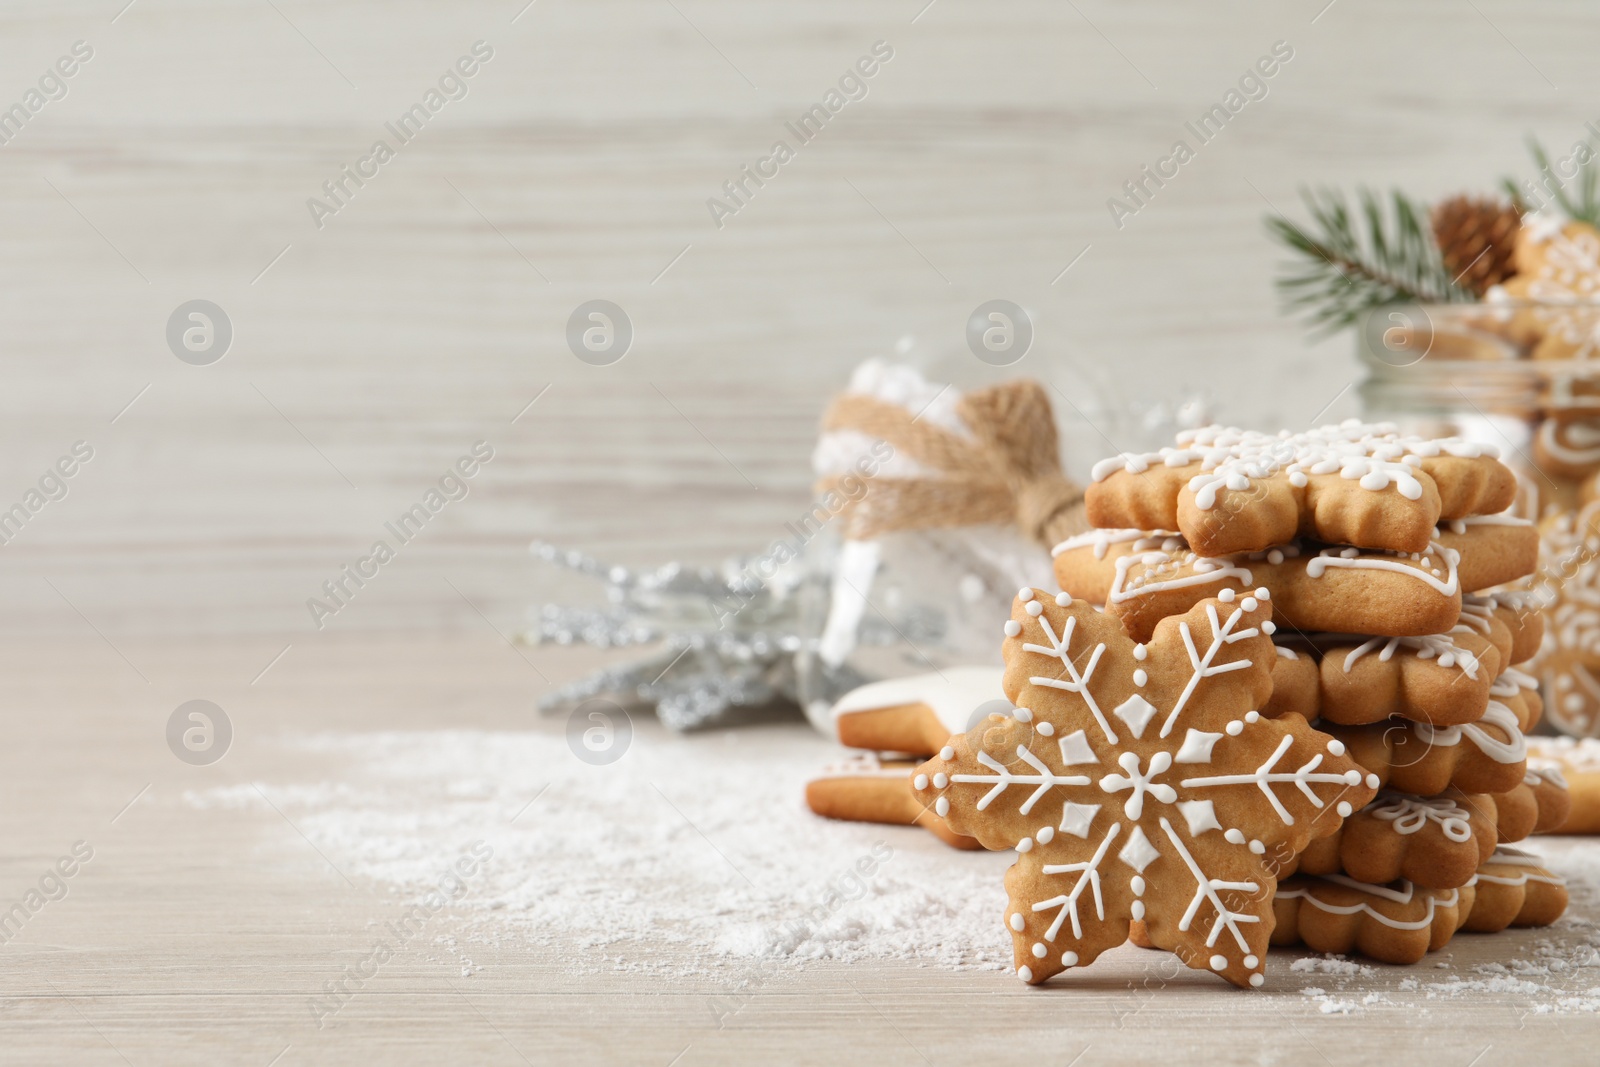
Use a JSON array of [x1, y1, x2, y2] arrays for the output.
[[1431, 195, 1523, 297]]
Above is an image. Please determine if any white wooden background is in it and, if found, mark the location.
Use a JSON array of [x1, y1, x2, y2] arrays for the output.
[[3, 1, 1600, 1062]]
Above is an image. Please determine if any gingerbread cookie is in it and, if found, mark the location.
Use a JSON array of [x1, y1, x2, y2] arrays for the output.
[[1535, 417, 1600, 480], [1526, 736, 1600, 833], [805, 755, 982, 850], [1490, 668, 1543, 730], [1087, 421, 1516, 558], [1272, 874, 1474, 965], [1533, 501, 1600, 736], [914, 589, 1378, 988], [1053, 521, 1535, 645], [1489, 765, 1572, 842], [1320, 700, 1529, 797], [1459, 593, 1543, 665], [828, 667, 1005, 755], [1434, 515, 1541, 592], [1460, 847, 1569, 932], [1265, 630, 1502, 727], [1290, 790, 1497, 890], [1053, 530, 1464, 642], [1503, 216, 1600, 362]]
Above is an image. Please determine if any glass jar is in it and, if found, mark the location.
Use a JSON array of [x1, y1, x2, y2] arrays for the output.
[[1357, 300, 1600, 738]]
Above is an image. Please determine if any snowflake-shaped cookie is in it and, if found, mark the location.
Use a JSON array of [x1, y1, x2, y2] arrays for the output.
[[913, 587, 1378, 989]]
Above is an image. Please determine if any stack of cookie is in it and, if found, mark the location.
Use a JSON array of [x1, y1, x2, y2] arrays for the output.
[[1056, 420, 1571, 963]]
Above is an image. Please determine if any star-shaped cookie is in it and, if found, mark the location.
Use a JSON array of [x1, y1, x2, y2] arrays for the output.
[[914, 587, 1378, 988]]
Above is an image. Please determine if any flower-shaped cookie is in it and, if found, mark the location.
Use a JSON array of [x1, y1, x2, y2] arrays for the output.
[[1086, 421, 1515, 558], [914, 588, 1378, 989]]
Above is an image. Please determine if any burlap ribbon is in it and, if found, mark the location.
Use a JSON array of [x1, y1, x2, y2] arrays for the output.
[[816, 379, 1088, 547]]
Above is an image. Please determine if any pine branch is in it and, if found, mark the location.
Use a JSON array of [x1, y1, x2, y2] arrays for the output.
[[1265, 187, 1472, 335], [1514, 136, 1600, 226]]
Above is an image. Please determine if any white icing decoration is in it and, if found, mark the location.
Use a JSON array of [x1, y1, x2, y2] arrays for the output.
[[1412, 702, 1526, 764], [1057, 730, 1098, 766], [1089, 421, 1494, 510], [1474, 846, 1567, 888], [1133, 669, 1148, 687], [1024, 614, 1119, 743], [1051, 527, 1175, 559], [1058, 802, 1101, 838], [1174, 729, 1225, 764], [1160, 816, 1260, 952], [1037, 722, 1055, 737], [829, 665, 1006, 736], [1010, 913, 1026, 931], [1036, 824, 1120, 940], [1340, 633, 1479, 679], [1539, 417, 1600, 466], [1367, 793, 1472, 843], [950, 748, 1093, 815], [1099, 751, 1178, 819], [1304, 540, 1460, 596], [1527, 760, 1569, 792], [1177, 798, 1221, 836], [1004, 620, 1022, 637], [1117, 824, 1161, 873], [1112, 694, 1159, 739], [1157, 603, 1260, 738], [1180, 733, 1358, 827], [1109, 548, 1252, 607], [1278, 876, 1461, 932]]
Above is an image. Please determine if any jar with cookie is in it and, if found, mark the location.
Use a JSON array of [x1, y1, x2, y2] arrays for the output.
[[1270, 166, 1600, 740]]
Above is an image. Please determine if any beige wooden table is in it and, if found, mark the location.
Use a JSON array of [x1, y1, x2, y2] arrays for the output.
[[1, 632, 1596, 1065], [6, 0, 1600, 1062]]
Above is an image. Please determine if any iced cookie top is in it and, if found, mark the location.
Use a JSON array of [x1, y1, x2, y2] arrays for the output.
[[1086, 420, 1516, 558], [1090, 420, 1496, 499]]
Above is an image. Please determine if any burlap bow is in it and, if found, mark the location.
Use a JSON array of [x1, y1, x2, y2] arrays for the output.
[[816, 379, 1088, 546]]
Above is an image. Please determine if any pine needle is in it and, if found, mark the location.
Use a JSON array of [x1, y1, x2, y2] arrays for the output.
[[1510, 136, 1600, 225], [1265, 187, 1471, 335]]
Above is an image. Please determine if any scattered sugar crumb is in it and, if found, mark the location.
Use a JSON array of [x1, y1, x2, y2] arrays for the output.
[[182, 725, 1015, 978], [1291, 956, 1373, 977]]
